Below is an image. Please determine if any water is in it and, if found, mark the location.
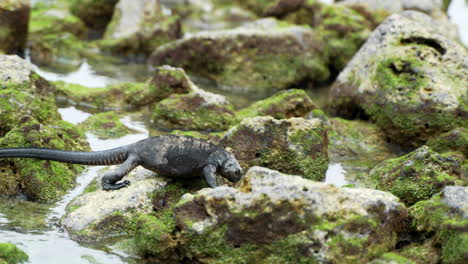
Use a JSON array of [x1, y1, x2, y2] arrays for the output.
[[448, 0, 468, 45]]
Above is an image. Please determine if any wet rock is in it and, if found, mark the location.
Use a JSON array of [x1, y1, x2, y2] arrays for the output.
[[61, 167, 167, 242], [236, 89, 318, 121], [69, 0, 119, 31], [409, 186, 467, 264], [152, 88, 236, 131], [327, 117, 399, 187], [148, 65, 197, 102], [78, 111, 137, 139], [220, 116, 329, 181], [0, 243, 28, 264], [330, 11, 468, 146], [370, 146, 464, 206], [28, 2, 88, 71], [137, 166, 407, 263], [0, 0, 29, 55], [99, 0, 181, 59], [149, 18, 329, 93], [0, 117, 90, 203]]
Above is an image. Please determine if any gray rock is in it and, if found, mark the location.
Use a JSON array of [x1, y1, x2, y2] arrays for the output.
[[330, 11, 468, 146], [149, 18, 329, 93], [0, 55, 33, 84], [61, 167, 167, 242], [441, 186, 468, 218], [173, 166, 407, 263]]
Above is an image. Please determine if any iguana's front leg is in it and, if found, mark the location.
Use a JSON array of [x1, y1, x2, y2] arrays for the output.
[[102, 154, 140, 190], [203, 164, 217, 188]]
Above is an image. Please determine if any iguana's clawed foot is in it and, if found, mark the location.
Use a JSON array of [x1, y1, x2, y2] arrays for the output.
[[102, 180, 131, 191]]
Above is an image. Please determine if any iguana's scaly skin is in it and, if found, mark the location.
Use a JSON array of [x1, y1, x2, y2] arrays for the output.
[[0, 135, 243, 190]]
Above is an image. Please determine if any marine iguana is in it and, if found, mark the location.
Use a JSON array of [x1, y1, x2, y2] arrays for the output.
[[0, 135, 243, 190]]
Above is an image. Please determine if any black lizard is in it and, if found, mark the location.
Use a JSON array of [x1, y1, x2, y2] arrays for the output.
[[0, 135, 243, 190]]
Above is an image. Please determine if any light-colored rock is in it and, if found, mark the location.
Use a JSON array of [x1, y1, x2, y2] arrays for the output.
[[330, 11, 468, 146], [61, 167, 167, 241], [0, 55, 33, 84], [440, 186, 468, 218]]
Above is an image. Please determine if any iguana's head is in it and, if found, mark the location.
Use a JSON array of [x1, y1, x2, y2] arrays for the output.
[[217, 150, 243, 182]]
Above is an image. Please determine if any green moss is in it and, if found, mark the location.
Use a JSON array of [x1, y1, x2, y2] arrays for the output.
[[79, 111, 135, 139], [438, 223, 468, 264], [398, 240, 440, 264], [427, 128, 468, 158], [0, 243, 28, 264], [69, 0, 118, 30], [371, 146, 462, 206], [153, 93, 236, 131], [236, 89, 317, 120], [377, 253, 416, 264]]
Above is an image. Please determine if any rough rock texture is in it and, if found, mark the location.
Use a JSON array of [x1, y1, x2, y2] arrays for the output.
[[371, 146, 464, 206], [69, 0, 119, 31], [100, 0, 181, 58], [135, 166, 408, 263], [327, 117, 399, 187], [148, 65, 198, 102], [0, 0, 29, 55], [152, 88, 236, 131], [427, 127, 467, 158], [28, 2, 87, 71], [78, 111, 136, 139], [220, 116, 329, 181], [330, 11, 468, 146], [0, 243, 28, 264], [62, 167, 166, 242], [409, 186, 467, 264], [236, 89, 318, 120], [149, 18, 329, 93]]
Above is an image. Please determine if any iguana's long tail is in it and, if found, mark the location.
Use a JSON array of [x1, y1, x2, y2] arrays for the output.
[[0, 147, 129, 165]]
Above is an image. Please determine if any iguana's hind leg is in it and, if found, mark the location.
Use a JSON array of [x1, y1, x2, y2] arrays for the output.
[[102, 154, 140, 190]]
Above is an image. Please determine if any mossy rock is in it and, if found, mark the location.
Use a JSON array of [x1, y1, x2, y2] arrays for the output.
[[427, 127, 468, 158], [236, 89, 317, 120], [149, 18, 329, 93], [0, 243, 28, 264], [0, 0, 29, 55], [135, 166, 407, 263], [100, 0, 181, 58], [152, 91, 236, 131], [371, 146, 464, 206], [79, 111, 136, 139], [28, 2, 88, 69], [147, 65, 196, 102], [220, 116, 329, 181], [69, 0, 118, 30], [409, 186, 468, 264], [0, 117, 90, 202], [170, 130, 225, 145], [330, 11, 468, 146]]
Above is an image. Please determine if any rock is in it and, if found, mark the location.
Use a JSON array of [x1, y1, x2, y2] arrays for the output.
[[370, 146, 464, 206], [152, 88, 236, 131], [69, 0, 119, 31], [28, 2, 88, 71], [148, 65, 197, 102], [0, 117, 90, 202], [0, 0, 29, 55], [409, 186, 467, 264], [149, 18, 329, 93], [236, 89, 318, 121], [427, 127, 468, 158], [369, 252, 417, 264], [0, 243, 28, 264], [136, 166, 407, 263], [330, 11, 468, 146], [224, 0, 304, 17], [99, 0, 181, 59], [61, 167, 167, 242], [327, 117, 399, 187], [220, 116, 329, 181], [170, 130, 225, 145], [78, 111, 137, 139]]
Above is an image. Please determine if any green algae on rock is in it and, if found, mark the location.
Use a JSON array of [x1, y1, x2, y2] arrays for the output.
[[28, 2, 88, 70], [69, 0, 119, 31], [148, 65, 198, 102], [152, 90, 236, 131], [370, 146, 464, 206], [149, 18, 329, 93], [220, 116, 329, 181], [79, 111, 136, 139], [427, 127, 468, 158], [0, 0, 29, 55], [409, 186, 467, 264], [99, 0, 181, 59], [330, 11, 468, 146], [134, 166, 407, 263], [0, 117, 90, 203], [236, 89, 318, 121], [0, 243, 28, 264]]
